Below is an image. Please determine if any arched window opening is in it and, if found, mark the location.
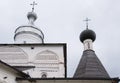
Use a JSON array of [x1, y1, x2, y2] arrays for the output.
[[41, 73, 47, 78]]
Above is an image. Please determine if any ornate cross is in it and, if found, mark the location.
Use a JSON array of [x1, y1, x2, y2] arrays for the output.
[[83, 18, 91, 29], [30, 1, 37, 12]]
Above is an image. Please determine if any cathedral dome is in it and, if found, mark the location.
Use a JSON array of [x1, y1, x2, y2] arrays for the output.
[[14, 11, 44, 43], [80, 29, 96, 43]]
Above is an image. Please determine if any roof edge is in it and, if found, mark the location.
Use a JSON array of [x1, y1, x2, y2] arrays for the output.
[[16, 77, 120, 81], [0, 43, 67, 46]]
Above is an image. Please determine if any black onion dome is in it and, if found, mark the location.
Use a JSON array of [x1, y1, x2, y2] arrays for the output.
[[80, 29, 96, 43]]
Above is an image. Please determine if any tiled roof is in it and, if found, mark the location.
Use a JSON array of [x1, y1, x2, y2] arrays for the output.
[[74, 50, 110, 78]]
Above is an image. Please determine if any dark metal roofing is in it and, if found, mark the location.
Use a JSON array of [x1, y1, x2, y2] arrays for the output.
[[73, 50, 110, 78], [16, 77, 120, 81]]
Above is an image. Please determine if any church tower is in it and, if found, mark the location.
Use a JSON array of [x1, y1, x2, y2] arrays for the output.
[[74, 18, 110, 78], [0, 2, 66, 78], [14, 2, 44, 43]]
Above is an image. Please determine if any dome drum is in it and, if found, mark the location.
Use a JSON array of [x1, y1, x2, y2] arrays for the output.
[[14, 31, 44, 41], [15, 26, 44, 39], [14, 25, 44, 43], [14, 31, 44, 43]]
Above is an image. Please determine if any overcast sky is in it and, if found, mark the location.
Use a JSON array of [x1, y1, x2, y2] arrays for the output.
[[0, 0, 120, 78]]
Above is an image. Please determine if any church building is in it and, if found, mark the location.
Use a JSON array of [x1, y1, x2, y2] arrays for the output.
[[0, 2, 119, 83]]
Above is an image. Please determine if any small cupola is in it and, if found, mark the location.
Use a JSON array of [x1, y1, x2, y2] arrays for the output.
[[14, 1, 44, 44]]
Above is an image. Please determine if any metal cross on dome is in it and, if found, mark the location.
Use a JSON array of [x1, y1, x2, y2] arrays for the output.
[[84, 18, 91, 29], [30, 1, 37, 12]]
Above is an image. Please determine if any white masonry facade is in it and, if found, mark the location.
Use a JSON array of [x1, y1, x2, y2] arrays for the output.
[[0, 44, 66, 78]]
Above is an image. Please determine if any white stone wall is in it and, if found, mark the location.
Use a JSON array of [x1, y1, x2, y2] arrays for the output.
[[0, 64, 18, 83], [0, 44, 66, 78]]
